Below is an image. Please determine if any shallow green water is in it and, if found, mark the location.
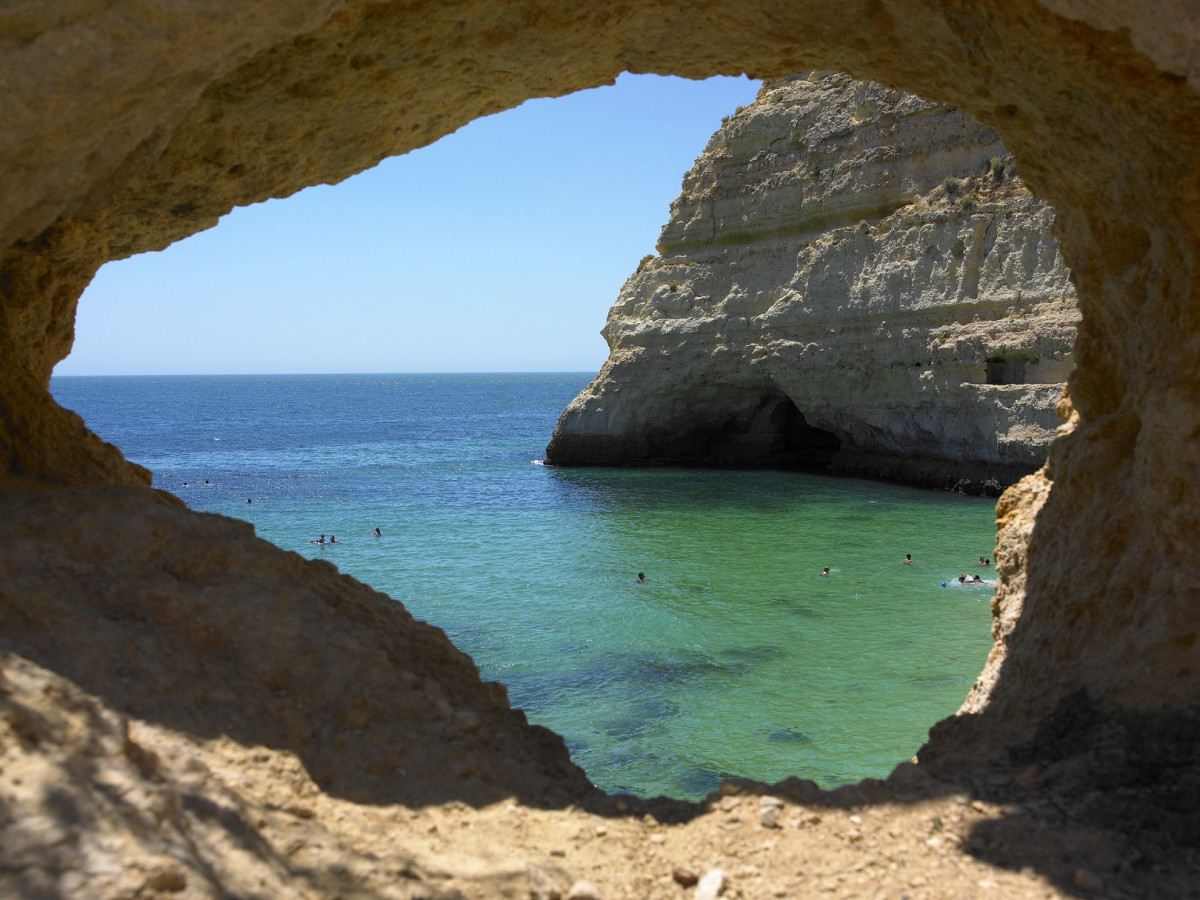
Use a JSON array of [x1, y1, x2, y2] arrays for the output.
[[52, 374, 998, 800], [381, 467, 997, 798]]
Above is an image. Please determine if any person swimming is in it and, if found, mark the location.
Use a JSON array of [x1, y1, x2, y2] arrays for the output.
[[904, 554, 913, 564], [821, 566, 831, 576], [373, 527, 381, 537], [978, 556, 987, 566], [312, 534, 326, 544], [636, 572, 645, 583], [329, 535, 339, 544], [958, 573, 967, 583]]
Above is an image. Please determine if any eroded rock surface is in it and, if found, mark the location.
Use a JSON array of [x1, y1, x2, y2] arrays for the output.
[[5, 638, 1197, 899], [546, 73, 1079, 494], [2, 1, 1200, 898], [0, 486, 592, 811]]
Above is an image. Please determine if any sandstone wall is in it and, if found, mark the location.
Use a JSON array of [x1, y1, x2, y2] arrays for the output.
[[2, 2, 1200, 896], [546, 73, 1079, 494]]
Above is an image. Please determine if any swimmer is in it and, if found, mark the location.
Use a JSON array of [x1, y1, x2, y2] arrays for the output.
[[312, 534, 326, 544], [247, 498, 252, 504], [636, 572, 645, 583], [972, 575, 984, 583], [958, 573, 967, 583], [821, 566, 831, 576], [329, 535, 339, 544], [373, 527, 381, 537], [904, 553, 913, 565], [978, 556, 987, 566], [986, 558, 992, 566]]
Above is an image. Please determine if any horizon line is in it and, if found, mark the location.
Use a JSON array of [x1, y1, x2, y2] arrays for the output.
[[51, 370, 599, 379]]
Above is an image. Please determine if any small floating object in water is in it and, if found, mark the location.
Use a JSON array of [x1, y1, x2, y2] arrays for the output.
[[941, 582, 947, 588]]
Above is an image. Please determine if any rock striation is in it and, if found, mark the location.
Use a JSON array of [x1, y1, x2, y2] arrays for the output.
[[2, 2, 1200, 898], [546, 73, 1079, 494]]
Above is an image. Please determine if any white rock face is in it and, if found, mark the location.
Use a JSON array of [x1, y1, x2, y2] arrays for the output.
[[546, 73, 1079, 494]]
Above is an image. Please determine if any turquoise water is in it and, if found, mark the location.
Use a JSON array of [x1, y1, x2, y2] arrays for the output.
[[51, 373, 997, 799]]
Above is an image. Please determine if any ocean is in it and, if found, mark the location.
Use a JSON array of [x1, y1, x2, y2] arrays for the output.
[[50, 372, 998, 800]]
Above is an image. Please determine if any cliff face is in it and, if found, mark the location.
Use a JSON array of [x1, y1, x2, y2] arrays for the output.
[[546, 73, 1079, 494]]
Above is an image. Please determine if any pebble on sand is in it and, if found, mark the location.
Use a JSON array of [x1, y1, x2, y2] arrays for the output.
[[672, 864, 700, 887], [567, 880, 603, 900], [696, 868, 726, 900], [760, 795, 785, 829]]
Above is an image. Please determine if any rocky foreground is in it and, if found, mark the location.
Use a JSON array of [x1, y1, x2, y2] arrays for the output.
[[4, 3, 1200, 898], [0, 649, 1117, 900], [3, 486, 1197, 899], [547, 73, 1079, 495]]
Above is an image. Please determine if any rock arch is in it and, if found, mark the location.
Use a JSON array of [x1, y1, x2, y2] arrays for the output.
[[2, 0, 1198, 818], [546, 383, 843, 470]]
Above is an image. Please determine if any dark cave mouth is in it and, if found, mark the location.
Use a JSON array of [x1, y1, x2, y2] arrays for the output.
[[546, 389, 1032, 495], [648, 393, 842, 470]]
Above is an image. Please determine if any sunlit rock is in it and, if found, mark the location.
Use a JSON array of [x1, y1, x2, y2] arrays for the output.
[[547, 73, 1078, 495], [2, 2, 1200, 897]]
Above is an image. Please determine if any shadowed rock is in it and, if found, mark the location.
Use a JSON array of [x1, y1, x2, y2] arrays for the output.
[[2, 2, 1200, 897]]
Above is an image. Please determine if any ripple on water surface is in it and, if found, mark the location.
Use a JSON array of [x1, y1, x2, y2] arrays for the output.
[[51, 373, 997, 801]]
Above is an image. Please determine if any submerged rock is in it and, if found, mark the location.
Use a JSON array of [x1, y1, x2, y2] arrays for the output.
[[547, 73, 1078, 495]]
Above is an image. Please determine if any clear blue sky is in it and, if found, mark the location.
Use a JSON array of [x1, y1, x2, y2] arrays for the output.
[[57, 74, 761, 376]]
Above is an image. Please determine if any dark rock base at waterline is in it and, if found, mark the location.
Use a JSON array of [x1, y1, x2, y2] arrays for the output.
[[543, 436, 837, 472], [828, 450, 1037, 497], [544, 439, 1035, 498], [545, 394, 843, 472]]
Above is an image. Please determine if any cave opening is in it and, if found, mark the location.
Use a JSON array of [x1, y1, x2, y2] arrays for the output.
[[616, 390, 843, 470], [43, 71, 1001, 804], [46, 67, 1005, 800], [683, 391, 841, 469], [8, 6, 1200, 894], [985, 356, 1027, 385], [772, 394, 842, 469]]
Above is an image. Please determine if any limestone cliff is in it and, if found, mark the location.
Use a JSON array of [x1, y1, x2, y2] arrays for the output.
[[547, 73, 1079, 494]]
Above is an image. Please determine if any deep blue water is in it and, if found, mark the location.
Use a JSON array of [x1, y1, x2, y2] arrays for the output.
[[51, 373, 997, 799]]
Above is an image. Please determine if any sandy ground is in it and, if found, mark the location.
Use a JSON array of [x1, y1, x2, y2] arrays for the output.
[[6, 650, 1196, 900]]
